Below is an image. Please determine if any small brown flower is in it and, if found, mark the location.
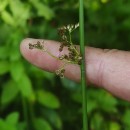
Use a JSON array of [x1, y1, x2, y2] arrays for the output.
[[29, 43, 35, 49], [55, 68, 65, 78], [29, 23, 81, 78], [59, 55, 65, 60], [29, 41, 44, 50]]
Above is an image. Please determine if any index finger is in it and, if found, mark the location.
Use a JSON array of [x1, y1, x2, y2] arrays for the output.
[[20, 38, 130, 101]]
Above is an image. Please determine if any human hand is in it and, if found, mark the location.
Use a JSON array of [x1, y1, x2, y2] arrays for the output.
[[20, 38, 130, 102]]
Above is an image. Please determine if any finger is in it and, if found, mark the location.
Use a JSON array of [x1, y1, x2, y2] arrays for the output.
[[20, 38, 130, 101], [20, 38, 82, 81], [98, 49, 130, 101], [20, 38, 103, 83]]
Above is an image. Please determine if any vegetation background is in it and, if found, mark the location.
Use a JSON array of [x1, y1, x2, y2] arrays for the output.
[[0, 0, 130, 130]]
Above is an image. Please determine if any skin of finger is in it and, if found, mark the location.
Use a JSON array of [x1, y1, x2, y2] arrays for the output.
[[20, 38, 104, 83], [20, 38, 130, 101], [100, 49, 130, 101], [20, 38, 81, 81]]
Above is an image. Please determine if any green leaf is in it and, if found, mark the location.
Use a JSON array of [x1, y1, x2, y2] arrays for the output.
[[1, 11, 15, 26], [87, 100, 97, 114], [122, 109, 130, 127], [89, 89, 118, 113], [17, 74, 34, 99], [0, 61, 9, 75], [10, 61, 24, 81], [61, 78, 80, 90], [91, 113, 104, 130], [9, 47, 21, 61], [6, 112, 19, 126], [109, 122, 120, 130], [37, 90, 60, 109], [17, 122, 26, 130], [34, 118, 52, 130], [91, 1, 100, 11], [0, 119, 8, 130], [9, 0, 30, 26], [48, 112, 62, 130], [71, 88, 98, 114], [9, 33, 22, 61], [0, 119, 17, 130], [30, 0, 54, 20], [42, 110, 62, 129], [99, 93, 117, 112], [0, 46, 9, 59], [0, 0, 8, 12], [71, 91, 82, 103], [1, 80, 19, 105], [9, 0, 29, 17]]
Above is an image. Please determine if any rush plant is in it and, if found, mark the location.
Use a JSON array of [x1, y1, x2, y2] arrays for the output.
[[79, 0, 88, 130], [29, 0, 87, 129], [29, 23, 82, 78]]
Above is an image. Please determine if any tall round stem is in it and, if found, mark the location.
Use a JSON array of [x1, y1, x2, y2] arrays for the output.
[[79, 0, 88, 130]]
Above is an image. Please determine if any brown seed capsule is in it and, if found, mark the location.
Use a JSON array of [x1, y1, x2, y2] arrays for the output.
[[59, 45, 63, 52], [59, 48, 63, 52], [37, 41, 41, 48], [29, 43, 34, 49], [60, 69, 65, 73], [68, 47, 71, 51], [78, 56, 82, 61], [62, 35, 67, 41], [78, 60, 82, 65], [58, 28, 66, 36], [64, 55, 69, 60], [55, 70, 60, 75], [59, 55, 65, 60], [33, 41, 44, 49], [60, 74, 64, 78]]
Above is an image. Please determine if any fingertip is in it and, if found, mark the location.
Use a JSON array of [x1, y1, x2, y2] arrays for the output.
[[20, 38, 33, 56], [19, 38, 81, 82], [20, 38, 60, 72]]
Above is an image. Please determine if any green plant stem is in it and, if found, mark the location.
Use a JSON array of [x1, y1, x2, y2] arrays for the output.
[[79, 0, 88, 130], [22, 96, 29, 130], [46, 50, 59, 60], [45, 49, 77, 64]]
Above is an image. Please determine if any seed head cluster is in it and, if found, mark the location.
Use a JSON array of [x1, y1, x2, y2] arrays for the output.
[[56, 23, 82, 77], [28, 23, 82, 78], [29, 41, 44, 50], [55, 68, 65, 78]]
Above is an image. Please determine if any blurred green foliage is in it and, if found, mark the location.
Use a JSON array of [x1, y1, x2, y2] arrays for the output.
[[0, 0, 130, 130]]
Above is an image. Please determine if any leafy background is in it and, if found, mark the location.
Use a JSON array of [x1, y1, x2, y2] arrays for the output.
[[0, 0, 130, 130]]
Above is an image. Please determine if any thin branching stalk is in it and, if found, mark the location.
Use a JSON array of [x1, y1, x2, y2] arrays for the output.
[[29, 24, 82, 78], [79, 0, 88, 130]]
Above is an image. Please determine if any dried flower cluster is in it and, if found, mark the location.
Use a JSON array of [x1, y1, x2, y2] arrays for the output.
[[29, 41, 44, 50], [28, 23, 82, 78]]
